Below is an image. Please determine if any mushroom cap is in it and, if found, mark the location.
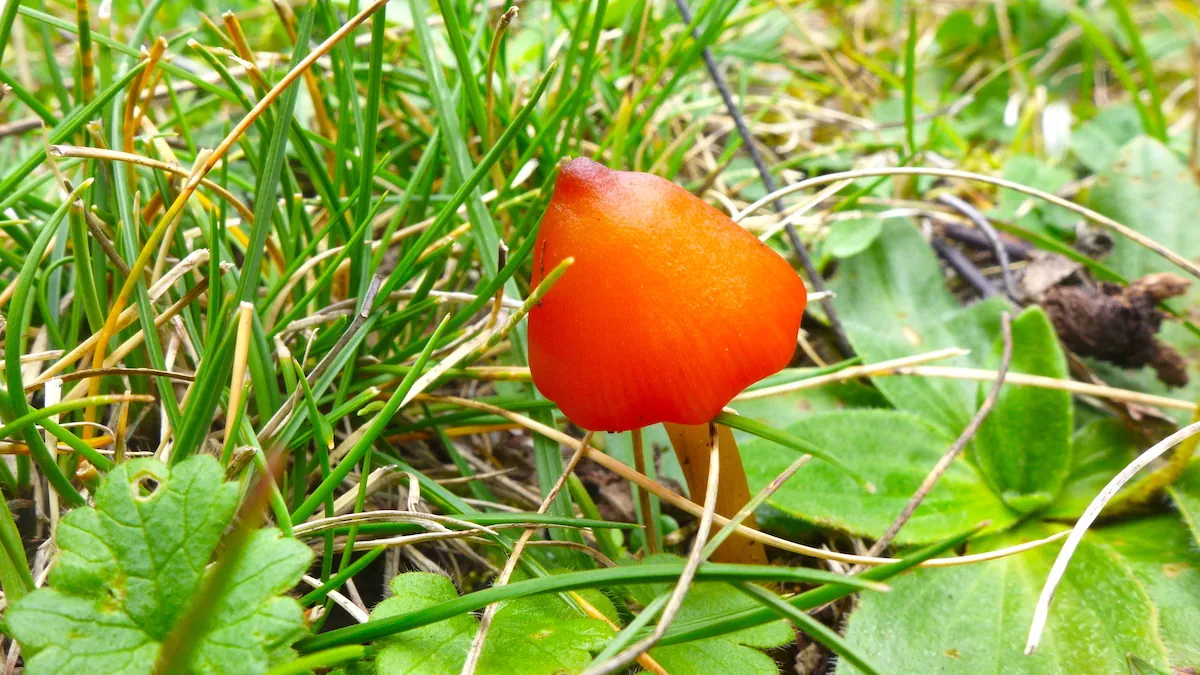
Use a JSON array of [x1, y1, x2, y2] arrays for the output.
[[528, 158, 807, 432]]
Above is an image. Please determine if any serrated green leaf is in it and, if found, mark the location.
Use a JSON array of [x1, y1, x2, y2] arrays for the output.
[[839, 525, 1169, 674], [743, 410, 1016, 545], [366, 573, 474, 675], [7, 456, 313, 675], [359, 572, 613, 675], [972, 307, 1072, 514], [191, 529, 315, 673], [627, 555, 793, 675]]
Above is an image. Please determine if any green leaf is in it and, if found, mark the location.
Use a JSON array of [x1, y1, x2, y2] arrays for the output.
[[363, 573, 474, 675], [743, 410, 1016, 545], [1043, 419, 1139, 520], [1168, 460, 1200, 545], [972, 307, 1072, 514], [629, 555, 793, 675], [832, 219, 962, 335], [825, 216, 884, 259], [832, 219, 1008, 432], [839, 525, 1169, 674], [1069, 104, 1144, 173], [1092, 137, 1200, 297], [7, 456, 313, 675], [990, 155, 1076, 237], [356, 572, 612, 675], [1097, 515, 1200, 668], [1087, 135, 1200, 420]]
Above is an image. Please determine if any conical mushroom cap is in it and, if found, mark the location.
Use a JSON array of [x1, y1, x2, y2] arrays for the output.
[[529, 158, 807, 432]]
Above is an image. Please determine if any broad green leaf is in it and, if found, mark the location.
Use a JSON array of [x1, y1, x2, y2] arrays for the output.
[[1043, 419, 1139, 520], [832, 220, 961, 336], [346, 573, 473, 675], [355, 572, 613, 675], [1092, 137, 1200, 298], [990, 155, 1076, 237], [972, 307, 1072, 514], [191, 529, 315, 673], [630, 555, 793, 675], [832, 219, 1008, 432], [743, 410, 1016, 545], [839, 525, 1169, 674], [825, 216, 883, 259], [7, 456, 312, 675], [1070, 104, 1144, 173], [1098, 516, 1200, 667], [1168, 460, 1200, 545], [1087, 136, 1200, 422], [478, 593, 613, 674]]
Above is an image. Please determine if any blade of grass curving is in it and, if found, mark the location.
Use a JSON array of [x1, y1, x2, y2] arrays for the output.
[[0, 63, 146, 205], [0, 486, 33, 602], [736, 581, 882, 675], [1108, 0, 1166, 140], [296, 562, 882, 652], [5, 181, 95, 507], [16, 6, 236, 102], [656, 525, 980, 647], [315, 514, 637, 538], [714, 411, 871, 490], [348, 9, 388, 297], [290, 316, 452, 524], [301, 545, 386, 605], [293, 359, 335, 454], [0, 0, 21, 63], [903, 3, 917, 156], [434, 0, 488, 138], [265, 647, 365, 675], [1066, 7, 1161, 141]]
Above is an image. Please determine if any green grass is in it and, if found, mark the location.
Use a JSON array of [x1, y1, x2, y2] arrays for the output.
[[2, 1, 1199, 673]]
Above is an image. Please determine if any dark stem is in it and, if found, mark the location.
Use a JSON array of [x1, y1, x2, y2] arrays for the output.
[[938, 193, 1022, 301], [940, 222, 1030, 261], [931, 237, 998, 299], [673, 0, 855, 358]]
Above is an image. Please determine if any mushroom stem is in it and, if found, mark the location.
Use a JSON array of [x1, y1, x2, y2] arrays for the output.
[[662, 422, 768, 564]]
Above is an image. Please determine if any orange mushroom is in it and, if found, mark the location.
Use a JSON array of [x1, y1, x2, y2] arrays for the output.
[[528, 158, 807, 563]]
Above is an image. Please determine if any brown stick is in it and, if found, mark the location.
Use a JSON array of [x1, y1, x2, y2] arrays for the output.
[[863, 312, 1013, 561], [663, 422, 767, 564]]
